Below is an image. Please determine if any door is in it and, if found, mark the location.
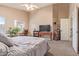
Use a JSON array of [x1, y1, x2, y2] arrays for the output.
[[60, 18, 71, 40]]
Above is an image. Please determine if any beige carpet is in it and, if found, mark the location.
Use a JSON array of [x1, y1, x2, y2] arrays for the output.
[[47, 40, 78, 56]]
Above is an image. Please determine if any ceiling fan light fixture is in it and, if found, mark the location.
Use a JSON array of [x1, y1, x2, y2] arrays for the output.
[[21, 4, 38, 11]]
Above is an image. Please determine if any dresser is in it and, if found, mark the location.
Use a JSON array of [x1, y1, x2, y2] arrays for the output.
[[33, 31, 52, 40]]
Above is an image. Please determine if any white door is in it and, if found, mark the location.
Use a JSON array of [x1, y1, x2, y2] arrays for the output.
[[60, 18, 71, 40]]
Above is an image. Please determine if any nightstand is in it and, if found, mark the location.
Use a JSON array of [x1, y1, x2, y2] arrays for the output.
[[33, 31, 39, 37]]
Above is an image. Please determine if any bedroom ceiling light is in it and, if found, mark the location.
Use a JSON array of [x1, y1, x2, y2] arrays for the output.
[[21, 4, 39, 11]]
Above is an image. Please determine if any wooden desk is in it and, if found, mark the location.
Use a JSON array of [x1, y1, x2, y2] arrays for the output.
[[33, 31, 52, 40], [18, 30, 28, 36]]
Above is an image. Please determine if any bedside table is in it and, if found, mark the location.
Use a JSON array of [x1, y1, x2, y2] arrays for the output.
[[33, 31, 39, 37]]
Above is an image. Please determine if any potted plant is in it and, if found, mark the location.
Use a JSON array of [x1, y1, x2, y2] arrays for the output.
[[7, 27, 20, 37]]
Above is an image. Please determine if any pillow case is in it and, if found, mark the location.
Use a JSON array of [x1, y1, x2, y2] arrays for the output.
[[0, 42, 9, 56], [0, 33, 13, 47]]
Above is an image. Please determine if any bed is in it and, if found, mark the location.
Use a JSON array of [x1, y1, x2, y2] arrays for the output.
[[7, 36, 49, 56], [0, 33, 49, 56]]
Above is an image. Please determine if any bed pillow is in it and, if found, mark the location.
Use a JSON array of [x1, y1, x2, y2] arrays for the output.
[[0, 42, 9, 56], [0, 33, 13, 47]]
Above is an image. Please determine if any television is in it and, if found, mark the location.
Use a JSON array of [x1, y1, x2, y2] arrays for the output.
[[39, 25, 51, 32]]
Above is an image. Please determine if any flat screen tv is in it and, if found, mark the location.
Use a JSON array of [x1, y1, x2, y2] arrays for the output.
[[39, 25, 51, 32]]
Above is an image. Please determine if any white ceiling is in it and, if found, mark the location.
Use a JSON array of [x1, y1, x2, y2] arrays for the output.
[[0, 3, 52, 12]]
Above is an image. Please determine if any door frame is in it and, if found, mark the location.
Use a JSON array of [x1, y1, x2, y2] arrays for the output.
[[78, 8, 79, 54]]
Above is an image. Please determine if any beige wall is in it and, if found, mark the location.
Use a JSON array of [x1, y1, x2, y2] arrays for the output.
[[53, 3, 70, 26], [29, 4, 70, 36], [0, 5, 29, 31], [29, 5, 53, 35]]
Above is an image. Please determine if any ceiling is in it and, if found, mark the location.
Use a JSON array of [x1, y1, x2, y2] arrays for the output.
[[0, 3, 52, 12]]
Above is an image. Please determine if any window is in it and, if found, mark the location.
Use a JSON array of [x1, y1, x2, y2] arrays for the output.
[[0, 16, 5, 33], [0, 16, 5, 24], [14, 20, 25, 32]]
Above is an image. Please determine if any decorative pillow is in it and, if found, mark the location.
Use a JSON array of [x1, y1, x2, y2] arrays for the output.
[[0, 33, 13, 47], [0, 42, 9, 56]]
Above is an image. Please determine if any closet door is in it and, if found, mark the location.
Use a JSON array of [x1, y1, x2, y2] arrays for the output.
[[60, 18, 71, 40]]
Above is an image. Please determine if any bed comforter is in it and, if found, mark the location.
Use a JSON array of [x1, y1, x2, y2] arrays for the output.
[[7, 36, 49, 56]]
